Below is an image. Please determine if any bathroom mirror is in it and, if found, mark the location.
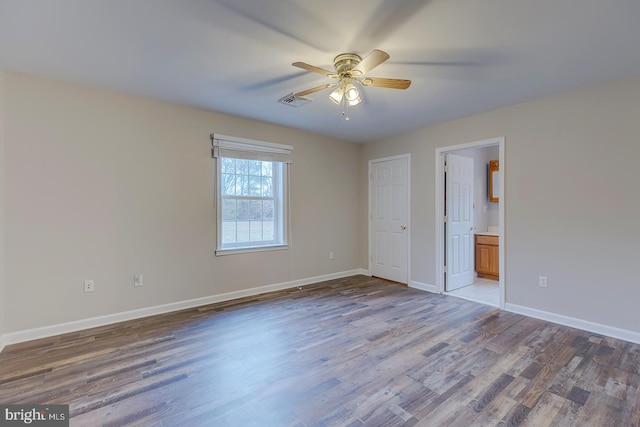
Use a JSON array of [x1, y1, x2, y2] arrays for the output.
[[489, 160, 500, 202]]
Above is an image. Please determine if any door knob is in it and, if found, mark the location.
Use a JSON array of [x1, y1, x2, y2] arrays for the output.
[[401, 225, 407, 230]]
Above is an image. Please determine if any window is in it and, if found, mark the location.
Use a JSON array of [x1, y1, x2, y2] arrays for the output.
[[211, 134, 292, 255], [220, 159, 282, 246]]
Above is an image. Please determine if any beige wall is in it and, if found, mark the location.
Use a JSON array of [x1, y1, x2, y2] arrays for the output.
[[3, 71, 363, 332], [4, 68, 640, 338], [362, 74, 640, 333], [0, 68, 5, 340]]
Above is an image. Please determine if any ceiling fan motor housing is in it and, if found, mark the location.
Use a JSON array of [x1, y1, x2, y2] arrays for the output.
[[333, 53, 362, 77]]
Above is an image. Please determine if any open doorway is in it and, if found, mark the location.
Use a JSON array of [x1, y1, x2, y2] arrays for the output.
[[435, 137, 505, 308]]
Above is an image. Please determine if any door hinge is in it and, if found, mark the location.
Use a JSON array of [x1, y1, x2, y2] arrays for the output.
[[444, 215, 448, 222], [444, 164, 449, 173], [443, 266, 448, 273]]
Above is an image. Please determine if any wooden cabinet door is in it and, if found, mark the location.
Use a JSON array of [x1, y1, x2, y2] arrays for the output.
[[489, 244, 499, 277], [475, 235, 499, 280], [476, 244, 492, 273]]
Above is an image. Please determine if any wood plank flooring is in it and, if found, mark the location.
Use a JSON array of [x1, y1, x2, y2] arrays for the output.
[[1, 275, 639, 426]]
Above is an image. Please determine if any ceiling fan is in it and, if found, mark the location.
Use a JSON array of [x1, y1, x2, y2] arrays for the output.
[[290, 49, 411, 119]]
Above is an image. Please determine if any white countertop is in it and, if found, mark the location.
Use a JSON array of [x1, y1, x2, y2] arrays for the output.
[[477, 225, 499, 236]]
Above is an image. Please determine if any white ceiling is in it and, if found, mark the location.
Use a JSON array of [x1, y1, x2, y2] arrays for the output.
[[2, 0, 640, 142]]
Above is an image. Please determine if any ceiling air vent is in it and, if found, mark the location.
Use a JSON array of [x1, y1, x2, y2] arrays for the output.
[[278, 93, 312, 107]]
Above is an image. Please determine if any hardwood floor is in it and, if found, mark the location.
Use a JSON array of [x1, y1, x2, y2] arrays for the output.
[[1, 275, 639, 426]]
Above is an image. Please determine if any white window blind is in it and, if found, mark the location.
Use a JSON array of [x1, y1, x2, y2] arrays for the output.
[[211, 134, 293, 164]]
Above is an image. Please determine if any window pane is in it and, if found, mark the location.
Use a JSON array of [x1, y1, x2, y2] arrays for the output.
[[222, 198, 238, 220], [249, 200, 263, 219], [236, 159, 248, 175], [236, 221, 250, 242], [221, 174, 236, 196], [238, 199, 250, 221], [221, 158, 235, 174], [249, 176, 261, 196], [249, 160, 262, 176], [262, 177, 273, 197], [263, 200, 274, 220], [237, 175, 248, 195], [221, 199, 237, 244], [263, 220, 274, 240], [262, 162, 272, 177], [250, 220, 263, 241], [222, 221, 237, 244]]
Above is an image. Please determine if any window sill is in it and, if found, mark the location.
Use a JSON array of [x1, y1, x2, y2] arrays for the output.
[[215, 244, 289, 257]]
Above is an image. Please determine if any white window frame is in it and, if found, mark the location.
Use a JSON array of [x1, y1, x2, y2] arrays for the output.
[[212, 134, 291, 256]]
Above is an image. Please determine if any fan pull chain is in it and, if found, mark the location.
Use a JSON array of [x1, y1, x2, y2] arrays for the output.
[[342, 96, 350, 121]]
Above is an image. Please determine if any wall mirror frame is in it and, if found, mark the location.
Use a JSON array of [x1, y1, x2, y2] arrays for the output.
[[489, 159, 500, 202]]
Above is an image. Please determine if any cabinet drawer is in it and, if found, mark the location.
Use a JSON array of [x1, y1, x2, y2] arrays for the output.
[[476, 235, 498, 246]]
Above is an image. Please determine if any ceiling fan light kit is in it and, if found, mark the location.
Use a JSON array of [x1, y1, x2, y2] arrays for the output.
[[329, 79, 361, 105], [344, 83, 361, 105], [328, 86, 344, 105], [290, 49, 411, 120]]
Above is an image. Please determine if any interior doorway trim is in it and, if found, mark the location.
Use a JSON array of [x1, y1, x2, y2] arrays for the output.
[[435, 137, 505, 308], [368, 153, 411, 284]]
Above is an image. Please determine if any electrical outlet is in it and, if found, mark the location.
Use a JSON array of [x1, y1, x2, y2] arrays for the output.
[[329, 251, 334, 260], [539, 276, 548, 288], [134, 274, 143, 287], [84, 280, 95, 293]]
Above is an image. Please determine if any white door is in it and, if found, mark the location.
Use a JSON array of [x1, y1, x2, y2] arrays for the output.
[[371, 157, 409, 283], [445, 153, 474, 291]]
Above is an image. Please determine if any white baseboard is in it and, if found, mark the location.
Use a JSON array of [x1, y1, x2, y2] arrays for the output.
[[2, 269, 368, 347], [409, 280, 439, 293], [8, 272, 637, 350], [505, 303, 640, 345]]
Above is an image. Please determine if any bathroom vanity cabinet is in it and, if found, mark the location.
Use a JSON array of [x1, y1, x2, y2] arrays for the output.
[[475, 234, 499, 280]]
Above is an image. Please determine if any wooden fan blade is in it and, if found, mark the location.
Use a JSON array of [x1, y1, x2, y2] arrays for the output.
[[292, 62, 335, 76], [294, 83, 336, 97], [361, 77, 411, 89], [352, 49, 390, 76]]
